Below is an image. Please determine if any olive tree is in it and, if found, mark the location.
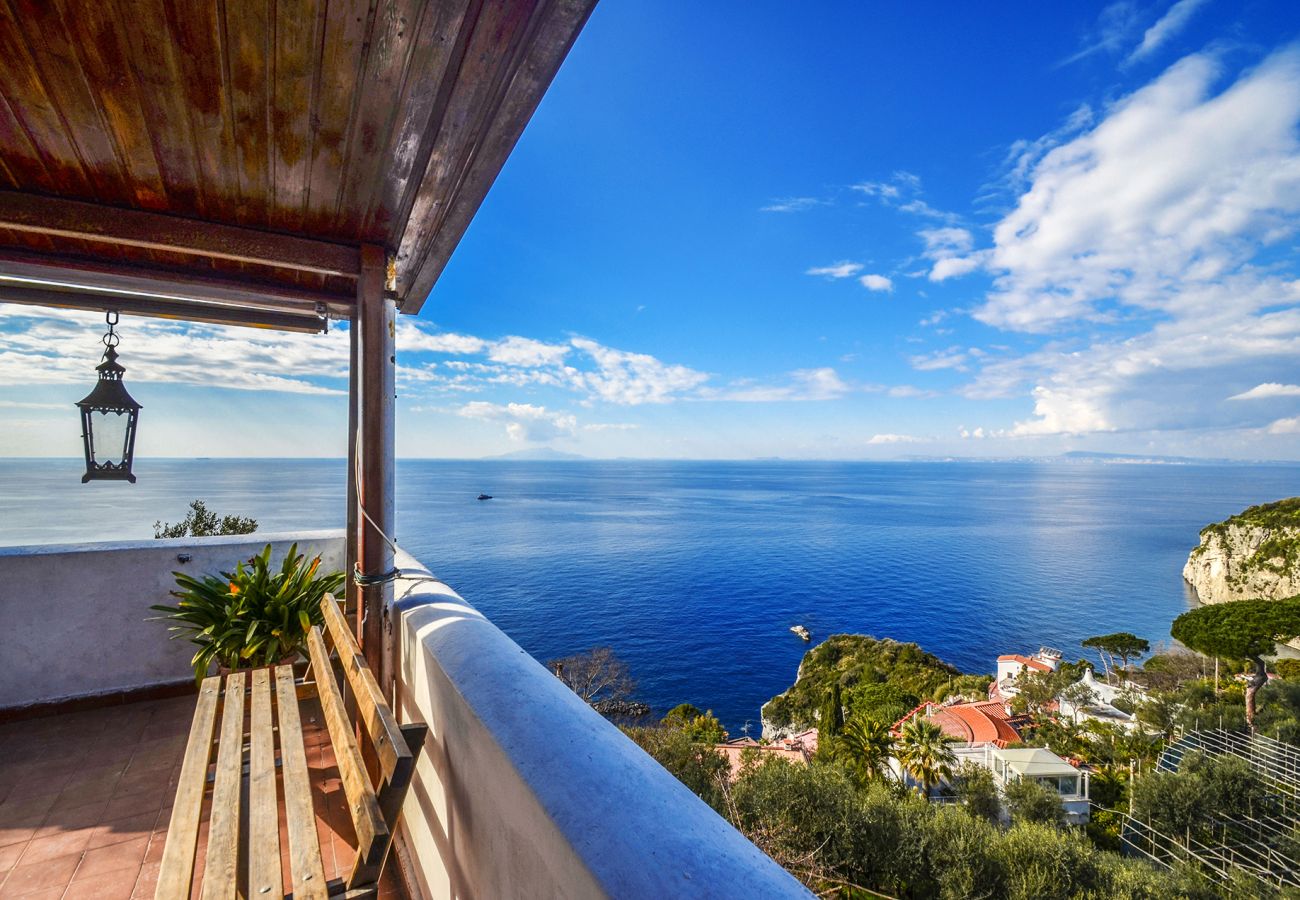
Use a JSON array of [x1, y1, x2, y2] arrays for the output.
[[1171, 598, 1300, 729]]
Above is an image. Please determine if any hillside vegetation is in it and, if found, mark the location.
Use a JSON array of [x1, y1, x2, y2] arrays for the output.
[[763, 634, 986, 731]]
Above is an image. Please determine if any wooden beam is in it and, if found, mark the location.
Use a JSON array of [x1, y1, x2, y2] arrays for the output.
[[394, 0, 597, 314], [0, 282, 327, 333], [347, 310, 360, 619], [0, 248, 352, 314], [356, 244, 394, 696], [0, 191, 360, 277]]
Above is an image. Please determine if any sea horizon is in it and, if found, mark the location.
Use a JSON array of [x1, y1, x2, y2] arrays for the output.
[[5, 457, 1297, 733]]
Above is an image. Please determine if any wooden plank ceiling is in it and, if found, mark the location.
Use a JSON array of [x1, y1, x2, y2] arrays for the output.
[[0, 0, 595, 327]]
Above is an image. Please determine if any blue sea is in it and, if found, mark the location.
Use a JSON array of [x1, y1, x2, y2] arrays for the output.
[[4, 458, 1298, 733]]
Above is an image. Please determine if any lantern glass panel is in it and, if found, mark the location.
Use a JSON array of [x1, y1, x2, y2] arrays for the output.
[[90, 408, 130, 465]]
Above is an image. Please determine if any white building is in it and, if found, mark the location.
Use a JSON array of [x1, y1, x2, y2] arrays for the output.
[[992, 647, 1062, 701], [952, 744, 1092, 825], [1057, 668, 1144, 732]]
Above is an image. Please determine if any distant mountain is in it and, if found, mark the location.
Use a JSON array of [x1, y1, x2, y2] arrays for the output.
[[487, 448, 587, 461], [1061, 451, 1239, 465]]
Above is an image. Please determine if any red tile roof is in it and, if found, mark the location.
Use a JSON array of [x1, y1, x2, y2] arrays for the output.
[[998, 654, 1052, 673], [896, 700, 1021, 748]]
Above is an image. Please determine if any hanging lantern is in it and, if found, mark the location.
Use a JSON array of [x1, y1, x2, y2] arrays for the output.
[[76, 311, 142, 483]]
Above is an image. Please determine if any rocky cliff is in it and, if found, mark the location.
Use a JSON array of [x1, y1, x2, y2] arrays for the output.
[[1183, 498, 1300, 604]]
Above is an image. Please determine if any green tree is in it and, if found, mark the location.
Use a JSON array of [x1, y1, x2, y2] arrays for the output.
[[896, 717, 956, 800], [951, 762, 1002, 824], [835, 717, 895, 787], [820, 680, 845, 740], [662, 702, 703, 726], [1082, 632, 1151, 681], [1003, 777, 1066, 827], [1171, 597, 1300, 728], [622, 726, 729, 812], [154, 499, 257, 539]]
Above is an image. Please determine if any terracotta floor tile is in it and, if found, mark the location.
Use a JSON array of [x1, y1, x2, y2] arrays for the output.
[[86, 810, 157, 851], [65, 864, 138, 900], [0, 794, 57, 831], [0, 886, 66, 900], [0, 842, 25, 873], [72, 835, 149, 881], [0, 829, 36, 854], [0, 849, 81, 896], [100, 791, 162, 824], [130, 859, 161, 899], [51, 778, 119, 810], [33, 799, 106, 839], [16, 827, 91, 865]]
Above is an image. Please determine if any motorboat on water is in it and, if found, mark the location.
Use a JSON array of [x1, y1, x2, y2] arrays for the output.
[[790, 624, 811, 641]]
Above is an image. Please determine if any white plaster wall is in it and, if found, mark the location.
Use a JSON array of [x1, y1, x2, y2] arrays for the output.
[[0, 531, 345, 709], [390, 554, 809, 900]]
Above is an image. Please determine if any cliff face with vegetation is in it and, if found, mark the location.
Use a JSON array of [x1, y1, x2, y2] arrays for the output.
[[760, 634, 988, 739], [1183, 498, 1300, 605]]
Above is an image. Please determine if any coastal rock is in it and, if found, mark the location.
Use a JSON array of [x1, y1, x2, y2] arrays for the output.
[[1183, 498, 1300, 606]]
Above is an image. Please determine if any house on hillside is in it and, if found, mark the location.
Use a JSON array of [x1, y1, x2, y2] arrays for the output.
[[990, 647, 1063, 703], [715, 730, 817, 781], [1058, 668, 1143, 732], [951, 745, 1092, 825], [893, 700, 1023, 748]]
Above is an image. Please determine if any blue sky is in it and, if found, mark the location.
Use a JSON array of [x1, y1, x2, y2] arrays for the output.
[[5, 0, 1300, 459]]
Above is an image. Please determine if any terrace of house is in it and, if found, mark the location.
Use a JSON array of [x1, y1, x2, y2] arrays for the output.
[[0, 535, 809, 899]]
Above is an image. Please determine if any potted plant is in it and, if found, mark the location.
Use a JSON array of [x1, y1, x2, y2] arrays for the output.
[[151, 543, 346, 683]]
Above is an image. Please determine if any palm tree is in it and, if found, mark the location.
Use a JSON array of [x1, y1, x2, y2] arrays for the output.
[[835, 717, 895, 787], [896, 717, 957, 801]]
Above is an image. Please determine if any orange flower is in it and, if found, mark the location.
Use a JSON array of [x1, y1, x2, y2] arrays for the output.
[[229, 582, 240, 595]]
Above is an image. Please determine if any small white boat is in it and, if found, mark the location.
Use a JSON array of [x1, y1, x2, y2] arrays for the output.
[[790, 625, 811, 641]]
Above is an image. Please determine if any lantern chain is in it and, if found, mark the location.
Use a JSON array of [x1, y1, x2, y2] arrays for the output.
[[102, 310, 120, 349]]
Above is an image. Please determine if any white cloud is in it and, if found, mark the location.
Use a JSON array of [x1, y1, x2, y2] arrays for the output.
[[1230, 383, 1300, 401], [917, 226, 982, 281], [715, 367, 850, 403], [1268, 416, 1300, 434], [867, 433, 926, 444], [806, 261, 863, 279], [1129, 0, 1210, 64], [955, 47, 1300, 438], [910, 347, 969, 372], [487, 336, 570, 367], [888, 385, 938, 398], [457, 401, 577, 443], [396, 322, 487, 355], [0, 400, 65, 410], [568, 338, 709, 405], [859, 274, 894, 292], [761, 197, 824, 213], [1059, 2, 1142, 67], [978, 48, 1300, 333], [929, 256, 982, 282]]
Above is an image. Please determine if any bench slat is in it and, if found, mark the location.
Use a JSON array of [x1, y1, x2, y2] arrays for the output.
[[248, 668, 281, 899], [275, 664, 329, 900], [201, 671, 246, 900], [156, 676, 222, 900], [319, 595, 410, 781], [306, 625, 388, 886]]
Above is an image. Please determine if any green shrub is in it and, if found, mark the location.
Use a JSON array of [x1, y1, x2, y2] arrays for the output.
[[1003, 777, 1066, 827], [150, 543, 343, 682]]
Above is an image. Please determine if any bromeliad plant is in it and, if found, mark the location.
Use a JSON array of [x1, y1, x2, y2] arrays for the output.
[[150, 543, 346, 683]]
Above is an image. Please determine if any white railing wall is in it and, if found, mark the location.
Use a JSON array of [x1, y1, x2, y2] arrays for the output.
[[0, 532, 345, 710], [389, 554, 809, 899]]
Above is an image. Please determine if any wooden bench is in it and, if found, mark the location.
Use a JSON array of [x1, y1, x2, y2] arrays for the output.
[[156, 595, 426, 899]]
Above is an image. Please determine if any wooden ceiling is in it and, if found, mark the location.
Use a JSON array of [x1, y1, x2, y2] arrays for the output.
[[0, 0, 595, 329]]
